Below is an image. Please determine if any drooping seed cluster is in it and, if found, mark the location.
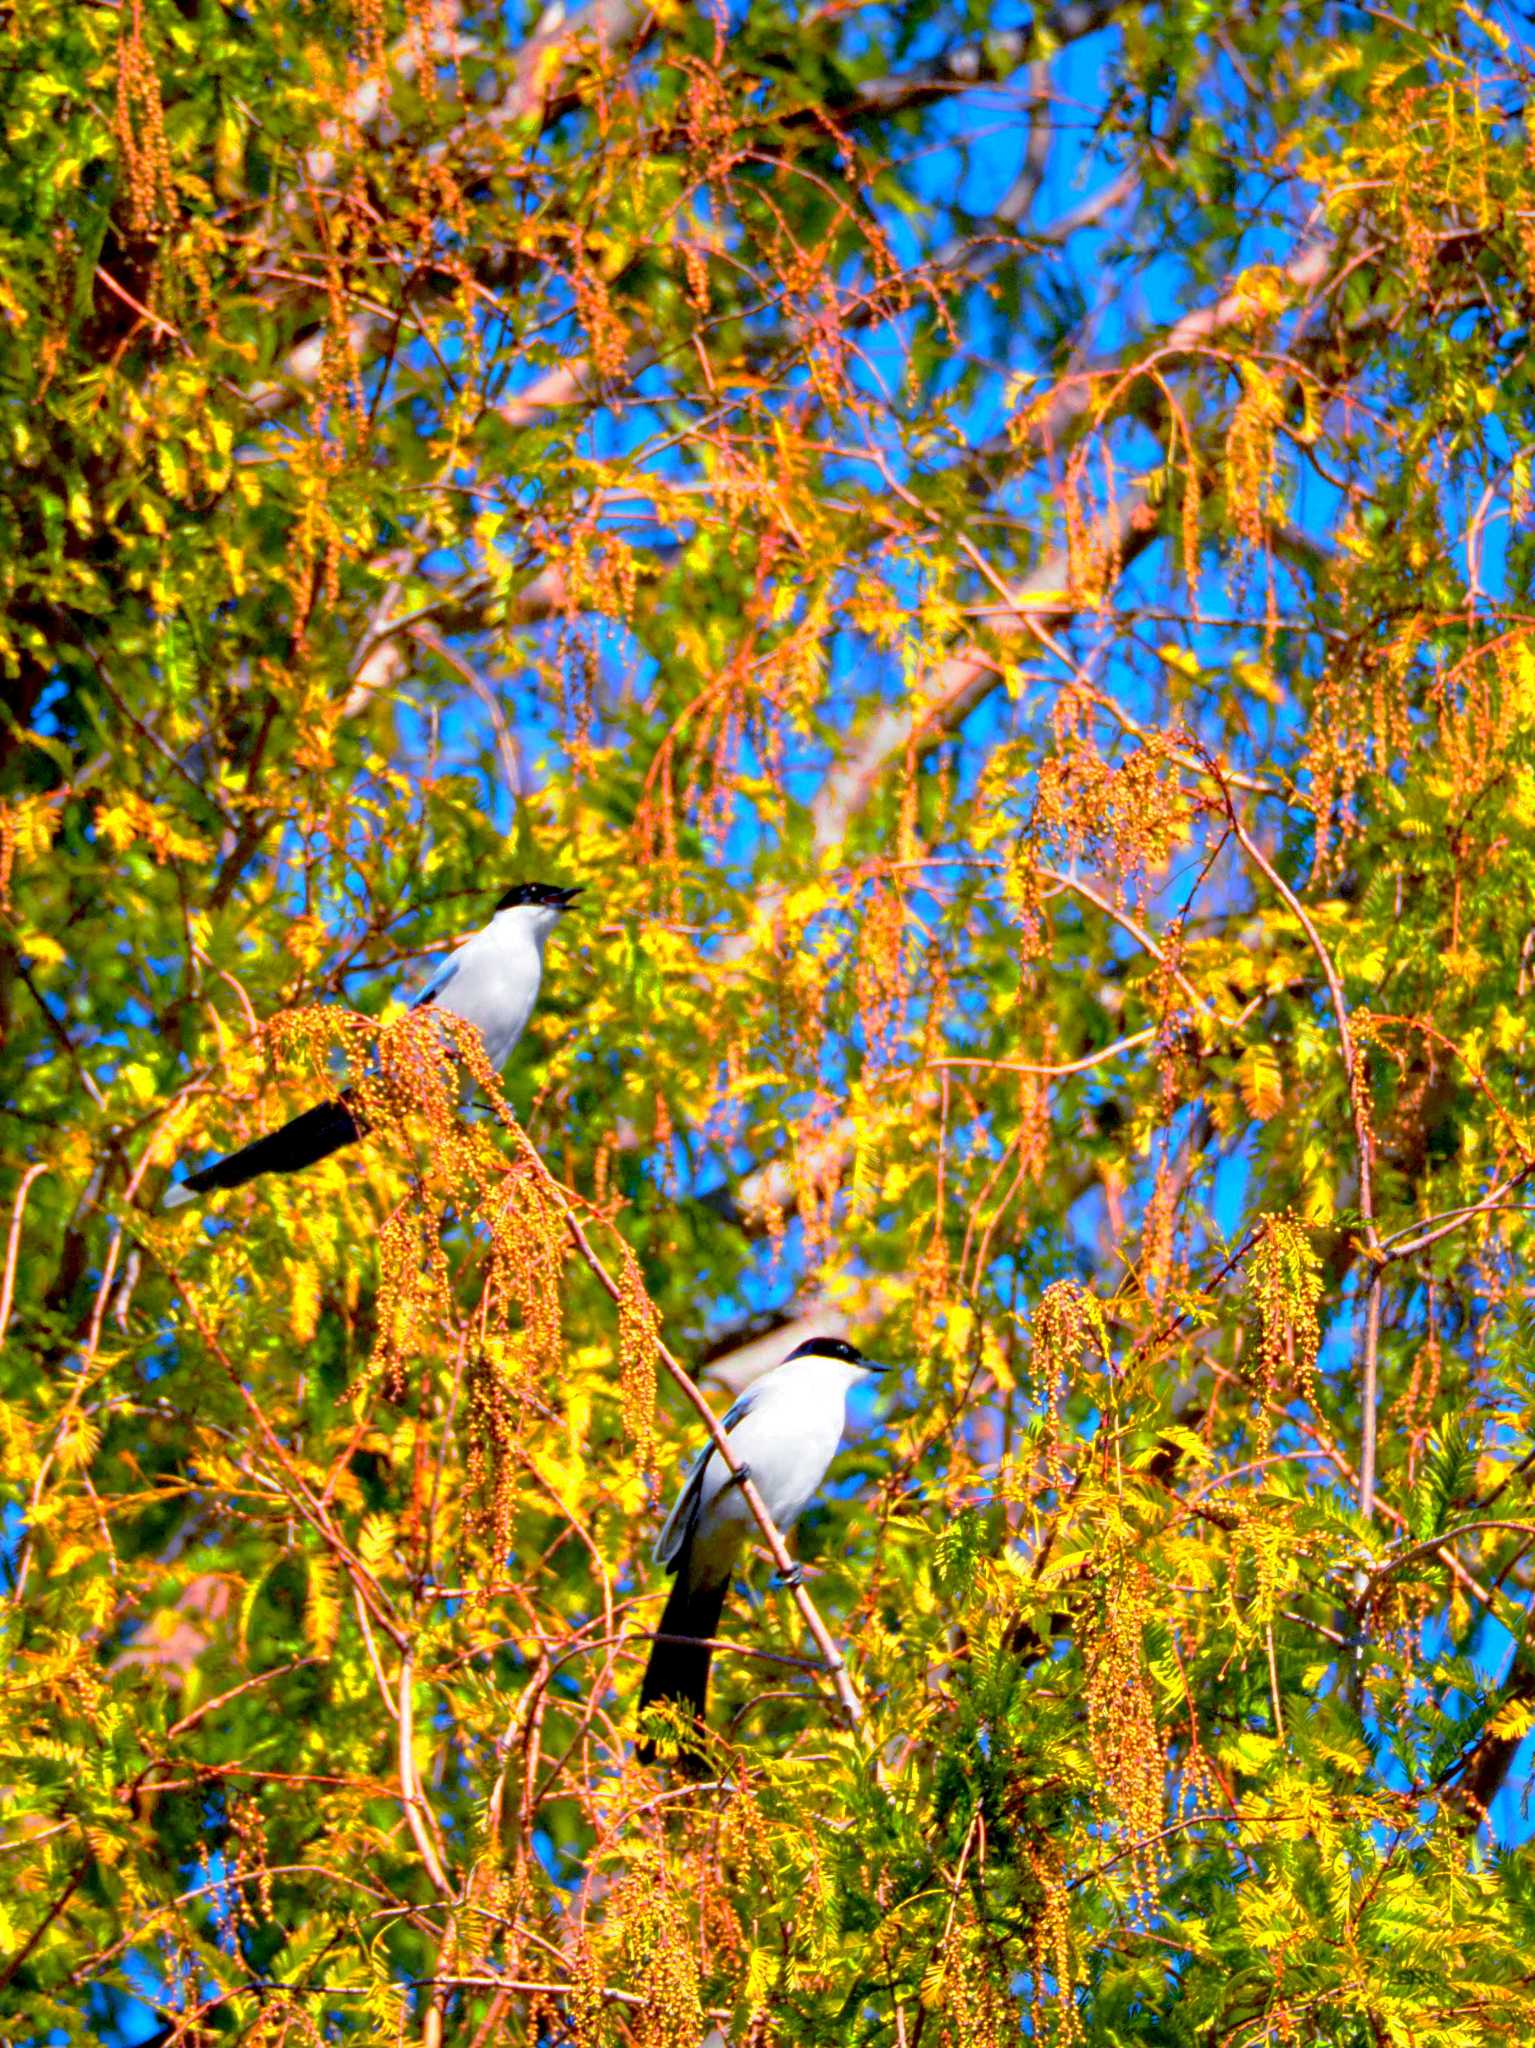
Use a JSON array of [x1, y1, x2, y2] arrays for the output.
[[1025, 1843, 1084, 2047], [1030, 1280, 1110, 1493], [1246, 1210, 1324, 1444], [573, 1869, 704, 2048], [1084, 1559, 1166, 1907], [262, 1003, 582, 1559], [114, 0, 175, 237]]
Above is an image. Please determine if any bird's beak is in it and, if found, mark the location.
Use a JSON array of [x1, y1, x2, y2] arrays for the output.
[[554, 886, 584, 911], [860, 1359, 892, 1376]]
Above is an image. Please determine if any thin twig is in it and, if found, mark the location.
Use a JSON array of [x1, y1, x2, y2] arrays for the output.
[[1200, 747, 1386, 1545], [1379, 1166, 1535, 1262], [1203, 755, 1377, 1247], [926, 1026, 1156, 1077], [1037, 865, 1219, 1023], [0, 1839, 90, 1990], [398, 1650, 453, 1899], [0, 1162, 46, 1339], [1358, 1520, 1535, 1597], [1265, 1620, 1286, 1743], [1357, 1272, 1383, 1525], [11, 959, 106, 1109]]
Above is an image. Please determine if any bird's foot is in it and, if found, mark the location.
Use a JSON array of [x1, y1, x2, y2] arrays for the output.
[[725, 1461, 753, 1493], [775, 1562, 804, 1590]]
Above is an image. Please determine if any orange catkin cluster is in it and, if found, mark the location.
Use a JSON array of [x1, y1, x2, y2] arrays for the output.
[[1024, 1844, 1084, 2046], [115, 0, 175, 236], [260, 1003, 586, 1561], [1246, 1210, 1323, 1436], [1084, 1559, 1166, 1905], [1030, 1279, 1109, 1492]]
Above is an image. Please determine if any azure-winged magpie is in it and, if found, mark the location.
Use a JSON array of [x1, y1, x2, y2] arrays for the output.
[[162, 881, 581, 1207], [637, 1334, 886, 1759]]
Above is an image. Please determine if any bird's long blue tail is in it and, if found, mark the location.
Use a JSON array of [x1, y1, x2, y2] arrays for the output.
[[637, 1547, 730, 1761], [164, 1093, 364, 1207]]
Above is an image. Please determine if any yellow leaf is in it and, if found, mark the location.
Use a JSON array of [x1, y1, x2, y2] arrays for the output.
[[118, 1061, 156, 1106], [97, 804, 136, 853], [290, 1261, 321, 1345], [1160, 643, 1202, 679], [1488, 1696, 1535, 1740], [1233, 655, 1283, 705], [1238, 1043, 1285, 1120], [22, 929, 66, 968]]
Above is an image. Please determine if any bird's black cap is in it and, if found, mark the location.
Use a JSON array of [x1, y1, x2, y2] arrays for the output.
[[495, 882, 583, 912], [785, 1334, 888, 1373]]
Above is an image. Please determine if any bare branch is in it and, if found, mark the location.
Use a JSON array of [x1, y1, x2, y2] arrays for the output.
[[846, 1, 1124, 115]]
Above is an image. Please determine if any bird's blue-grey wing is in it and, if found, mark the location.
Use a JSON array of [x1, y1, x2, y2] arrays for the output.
[[719, 1388, 761, 1435], [653, 1382, 763, 1568], [404, 951, 461, 1011], [654, 1447, 710, 1567]]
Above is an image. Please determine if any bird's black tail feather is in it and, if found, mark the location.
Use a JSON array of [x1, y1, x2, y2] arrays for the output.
[[167, 1092, 365, 1205], [637, 1548, 731, 1763]]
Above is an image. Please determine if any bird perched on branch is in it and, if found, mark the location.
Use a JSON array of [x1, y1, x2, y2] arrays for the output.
[[162, 881, 582, 1207], [637, 1334, 887, 1761]]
